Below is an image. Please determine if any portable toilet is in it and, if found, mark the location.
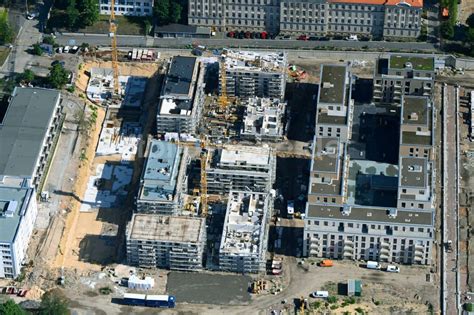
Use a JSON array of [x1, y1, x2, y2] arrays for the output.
[[347, 279, 362, 297]]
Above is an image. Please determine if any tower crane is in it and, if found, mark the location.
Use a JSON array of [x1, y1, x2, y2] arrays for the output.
[[109, 0, 120, 95], [199, 136, 209, 217], [218, 56, 228, 109]]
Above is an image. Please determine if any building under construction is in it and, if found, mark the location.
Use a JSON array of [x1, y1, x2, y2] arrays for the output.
[[206, 145, 276, 194], [240, 97, 286, 142], [136, 140, 188, 215], [218, 191, 272, 274], [126, 214, 206, 271], [221, 50, 287, 100], [157, 56, 205, 135]]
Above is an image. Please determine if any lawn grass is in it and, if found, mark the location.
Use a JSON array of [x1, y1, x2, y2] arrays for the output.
[[389, 55, 435, 71], [0, 47, 11, 67]]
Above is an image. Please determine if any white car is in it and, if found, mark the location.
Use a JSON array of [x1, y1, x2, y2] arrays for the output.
[[386, 265, 400, 273], [63, 46, 70, 53], [310, 291, 329, 298]]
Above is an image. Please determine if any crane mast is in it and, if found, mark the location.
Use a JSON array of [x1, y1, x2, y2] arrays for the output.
[[109, 0, 120, 95]]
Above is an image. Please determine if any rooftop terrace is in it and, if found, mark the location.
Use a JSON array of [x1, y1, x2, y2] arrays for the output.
[[389, 55, 434, 71], [224, 50, 287, 73], [400, 156, 427, 188], [402, 96, 430, 126], [162, 56, 197, 97], [219, 146, 272, 166], [312, 137, 341, 173]]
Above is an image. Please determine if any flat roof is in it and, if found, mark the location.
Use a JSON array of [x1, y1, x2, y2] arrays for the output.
[[220, 191, 269, 255], [401, 131, 432, 146], [319, 65, 347, 105], [402, 96, 430, 126], [400, 157, 427, 188], [139, 140, 182, 201], [0, 87, 60, 178], [310, 178, 342, 195], [128, 214, 205, 243], [0, 180, 34, 242], [389, 55, 434, 71], [313, 137, 340, 173], [306, 204, 433, 226], [317, 112, 347, 125], [162, 56, 197, 96], [220, 146, 271, 166]]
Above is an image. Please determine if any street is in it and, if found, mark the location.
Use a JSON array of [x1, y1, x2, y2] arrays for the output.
[[54, 34, 438, 52], [442, 83, 461, 315]]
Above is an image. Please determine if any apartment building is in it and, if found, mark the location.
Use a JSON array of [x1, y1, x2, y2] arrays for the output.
[[136, 140, 188, 215], [0, 87, 62, 188], [316, 64, 353, 142], [157, 56, 205, 135], [221, 50, 287, 100], [189, 0, 422, 39], [99, 0, 153, 16], [219, 191, 272, 274], [240, 97, 286, 142], [304, 205, 434, 264], [206, 145, 276, 194], [0, 177, 37, 279], [373, 55, 435, 104], [303, 58, 435, 265], [126, 214, 206, 271]]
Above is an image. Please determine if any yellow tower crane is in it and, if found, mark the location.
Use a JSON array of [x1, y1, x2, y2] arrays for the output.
[[218, 57, 228, 109], [109, 0, 120, 95]]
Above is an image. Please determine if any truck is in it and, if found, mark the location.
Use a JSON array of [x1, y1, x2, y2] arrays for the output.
[[366, 261, 381, 270], [122, 294, 176, 308]]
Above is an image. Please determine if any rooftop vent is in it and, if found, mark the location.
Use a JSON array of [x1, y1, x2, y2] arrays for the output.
[[404, 62, 413, 69], [408, 112, 419, 121], [341, 205, 351, 216], [387, 208, 398, 218], [1, 200, 17, 217], [408, 165, 422, 172], [322, 82, 334, 89]]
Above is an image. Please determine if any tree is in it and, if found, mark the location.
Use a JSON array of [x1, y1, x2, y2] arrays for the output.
[[77, 0, 99, 27], [467, 13, 474, 28], [66, 0, 80, 29], [170, 1, 182, 23], [441, 21, 454, 39], [467, 27, 474, 43], [154, 0, 170, 25], [19, 69, 35, 82], [0, 10, 14, 44], [0, 300, 27, 315], [39, 290, 69, 315], [48, 64, 70, 89], [42, 35, 56, 46], [32, 43, 43, 56]]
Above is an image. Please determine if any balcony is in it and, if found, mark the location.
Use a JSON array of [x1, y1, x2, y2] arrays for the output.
[[381, 242, 390, 248], [343, 246, 354, 252]]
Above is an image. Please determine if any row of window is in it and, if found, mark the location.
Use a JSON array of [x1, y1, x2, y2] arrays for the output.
[[307, 221, 430, 234]]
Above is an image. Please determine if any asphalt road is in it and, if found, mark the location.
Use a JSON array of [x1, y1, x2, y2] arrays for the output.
[[55, 34, 438, 52]]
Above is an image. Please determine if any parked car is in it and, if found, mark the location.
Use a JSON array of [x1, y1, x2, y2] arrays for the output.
[[297, 35, 309, 41], [63, 46, 70, 53], [366, 261, 381, 270], [227, 31, 235, 38], [310, 291, 329, 298], [385, 265, 400, 273], [51, 60, 66, 67], [308, 36, 318, 41], [347, 34, 359, 41]]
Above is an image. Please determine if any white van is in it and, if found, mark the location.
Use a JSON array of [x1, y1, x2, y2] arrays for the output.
[[386, 265, 400, 273], [310, 291, 329, 298], [347, 34, 358, 41], [366, 261, 381, 270]]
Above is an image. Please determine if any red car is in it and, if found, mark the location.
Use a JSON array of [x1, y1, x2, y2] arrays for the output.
[[297, 35, 309, 41]]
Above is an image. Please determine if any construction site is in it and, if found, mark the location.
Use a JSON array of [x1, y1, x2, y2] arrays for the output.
[[3, 34, 470, 313]]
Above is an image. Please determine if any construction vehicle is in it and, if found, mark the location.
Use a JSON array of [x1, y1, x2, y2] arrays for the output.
[[318, 259, 334, 267], [299, 296, 306, 314], [109, 0, 120, 94]]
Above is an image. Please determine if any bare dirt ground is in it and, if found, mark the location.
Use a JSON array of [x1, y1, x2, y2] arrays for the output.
[[459, 0, 474, 25]]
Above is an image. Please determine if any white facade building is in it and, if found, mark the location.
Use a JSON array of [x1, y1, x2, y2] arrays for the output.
[[99, 0, 153, 16]]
